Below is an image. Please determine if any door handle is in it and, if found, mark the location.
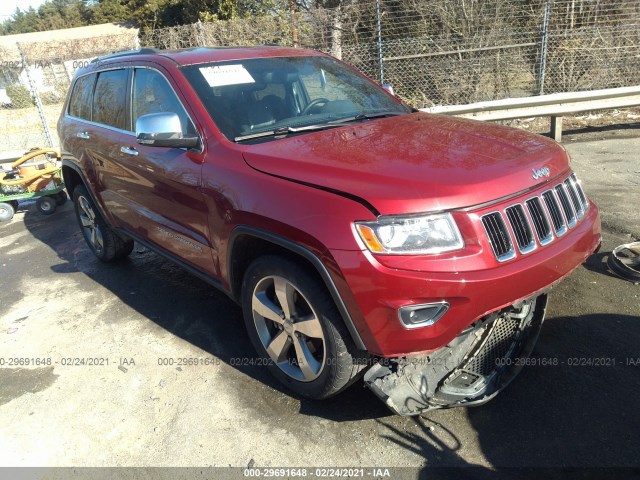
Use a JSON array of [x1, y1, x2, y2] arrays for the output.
[[120, 146, 139, 156], [76, 132, 90, 139]]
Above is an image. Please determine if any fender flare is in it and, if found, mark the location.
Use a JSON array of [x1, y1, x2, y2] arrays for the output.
[[228, 225, 367, 351]]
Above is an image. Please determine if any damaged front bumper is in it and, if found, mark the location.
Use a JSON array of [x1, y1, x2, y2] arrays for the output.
[[364, 294, 548, 416]]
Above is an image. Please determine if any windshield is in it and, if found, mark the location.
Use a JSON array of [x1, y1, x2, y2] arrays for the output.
[[181, 55, 410, 142]]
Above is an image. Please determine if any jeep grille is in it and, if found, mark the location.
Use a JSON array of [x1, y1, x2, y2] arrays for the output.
[[482, 174, 590, 262]]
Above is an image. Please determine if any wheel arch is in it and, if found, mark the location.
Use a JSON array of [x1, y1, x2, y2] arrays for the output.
[[228, 226, 367, 351], [62, 160, 129, 246], [62, 160, 112, 223], [61, 161, 83, 197]]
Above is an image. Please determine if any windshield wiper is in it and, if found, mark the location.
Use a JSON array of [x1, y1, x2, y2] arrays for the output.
[[234, 112, 406, 143], [234, 123, 344, 143], [331, 111, 406, 124]]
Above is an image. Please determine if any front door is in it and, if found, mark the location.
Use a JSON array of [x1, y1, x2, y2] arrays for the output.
[[96, 66, 214, 274]]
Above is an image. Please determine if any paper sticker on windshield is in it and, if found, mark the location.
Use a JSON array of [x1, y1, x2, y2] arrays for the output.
[[200, 64, 255, 87]]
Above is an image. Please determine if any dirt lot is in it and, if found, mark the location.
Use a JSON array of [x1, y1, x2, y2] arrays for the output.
[[0, 127, 639, 478]]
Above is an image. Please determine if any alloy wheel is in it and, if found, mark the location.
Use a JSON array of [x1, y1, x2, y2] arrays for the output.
[[251, 275, 326, 382], [78, 196, 104, 254]]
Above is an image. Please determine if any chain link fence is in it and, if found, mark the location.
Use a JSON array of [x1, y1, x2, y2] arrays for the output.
[[0, 31, 138, 156], [1, 0, 638, 155], [142, 0, 640, 108]]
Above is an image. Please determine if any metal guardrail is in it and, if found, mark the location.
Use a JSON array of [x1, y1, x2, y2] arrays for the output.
[[421, 85, 640, 141]]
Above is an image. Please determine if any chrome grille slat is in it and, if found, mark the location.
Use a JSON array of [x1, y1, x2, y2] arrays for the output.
[[482, 212, 515, 261], [541, 190, 567, 237], [526, 197, 553, 245], [481, 174, 589, 262], [505, 204, 536, 253], [570, 174, 589, 211], [564, 179, 584, 220], [555, 184, 577, 228]]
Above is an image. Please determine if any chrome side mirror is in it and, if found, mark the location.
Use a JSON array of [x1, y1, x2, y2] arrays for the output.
[[136, 112, 199, 149]]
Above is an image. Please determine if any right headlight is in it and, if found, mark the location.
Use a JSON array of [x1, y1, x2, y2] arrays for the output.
[[355, 213, 464, 255]]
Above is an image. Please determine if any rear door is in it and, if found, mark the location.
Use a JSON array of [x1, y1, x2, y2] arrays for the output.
[[86, 68, 135, 223]]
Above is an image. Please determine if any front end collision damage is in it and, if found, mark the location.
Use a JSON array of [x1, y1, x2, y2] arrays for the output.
[[364, 294, 548, 416]]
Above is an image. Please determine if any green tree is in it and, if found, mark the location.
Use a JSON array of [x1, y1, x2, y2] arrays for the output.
[[1, 7, 40, 34], [237, 0, 284, 16], [36, 0, 90, 31], [90, 0, 132, 24], [0, 0, 361, 35], [120, 0, 169, 30], [181, 0, 238, 23]]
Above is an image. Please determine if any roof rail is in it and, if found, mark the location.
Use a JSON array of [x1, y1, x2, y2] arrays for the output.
[[91, 48, 159, 64]]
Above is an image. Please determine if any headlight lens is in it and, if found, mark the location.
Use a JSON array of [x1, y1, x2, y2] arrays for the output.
[[355, 213, 464, 255]]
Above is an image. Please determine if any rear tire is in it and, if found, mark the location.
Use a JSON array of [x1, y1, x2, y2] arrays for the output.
[[72, 185, 133, 262], [0, 202, 15, 222], [36, 196, 57, 215], [241, 255, 366, 400]]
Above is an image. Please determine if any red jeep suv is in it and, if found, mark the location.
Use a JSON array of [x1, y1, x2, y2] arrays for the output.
[[58, 47, 601, 415]]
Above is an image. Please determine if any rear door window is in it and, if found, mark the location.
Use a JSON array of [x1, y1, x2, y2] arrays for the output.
[[92, 69, 129, 131], [68, 73, 95, 120]]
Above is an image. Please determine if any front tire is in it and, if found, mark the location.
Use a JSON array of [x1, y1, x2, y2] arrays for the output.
[[241, 255, 366, 400], [72, 185, 133, 262]]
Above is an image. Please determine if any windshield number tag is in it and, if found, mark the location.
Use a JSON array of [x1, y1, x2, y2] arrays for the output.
[[200, 64, 255, 87]]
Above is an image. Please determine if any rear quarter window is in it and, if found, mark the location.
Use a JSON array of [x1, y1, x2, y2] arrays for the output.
[[92, 69, 129, 131], [68, 73, 95, 120]]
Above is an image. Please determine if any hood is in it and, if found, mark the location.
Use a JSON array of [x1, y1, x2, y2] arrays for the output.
[[241, 112, 571, 215]]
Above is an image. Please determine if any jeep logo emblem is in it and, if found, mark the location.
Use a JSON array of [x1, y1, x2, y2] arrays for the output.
[[532, 167, 550, 180]]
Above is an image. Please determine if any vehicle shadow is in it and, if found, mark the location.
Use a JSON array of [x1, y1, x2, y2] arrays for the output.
[[376, 310, 640, 476], [23, 204, 390, 422], [376, 416, 497, 479], [467, 311, 640, 470], [581, 248, 624, 281]]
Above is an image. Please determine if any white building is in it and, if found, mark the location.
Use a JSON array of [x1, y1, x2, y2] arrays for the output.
[[0, 22, 139, 104]]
